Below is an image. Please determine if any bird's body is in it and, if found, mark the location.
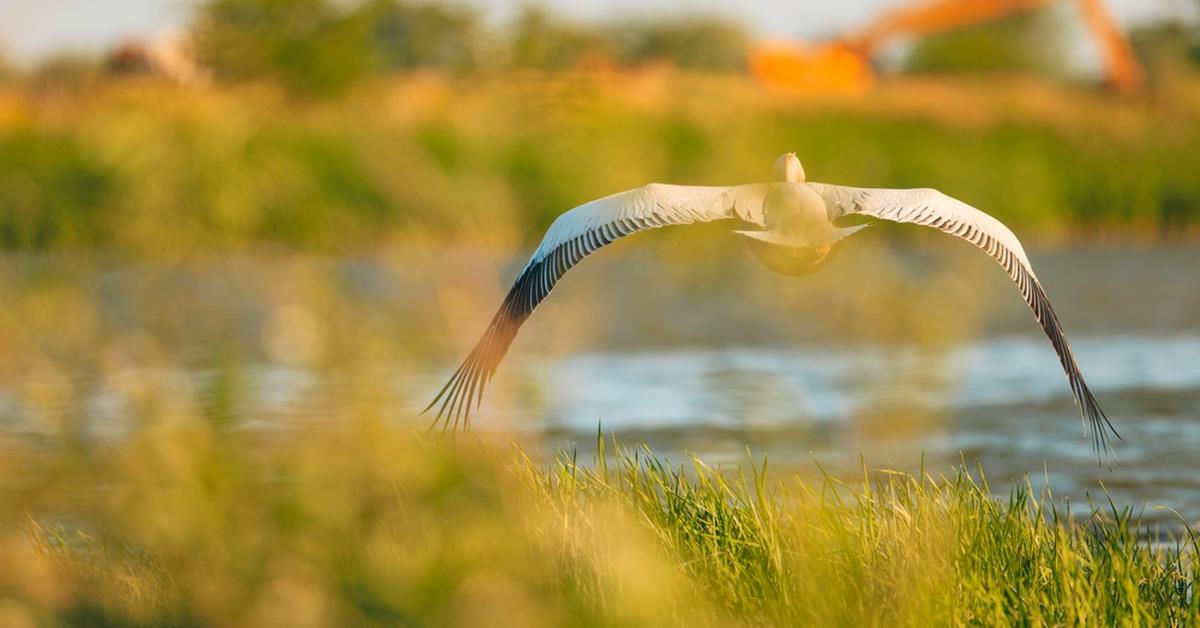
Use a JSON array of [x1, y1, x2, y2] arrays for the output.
[[427, 154, 1118, 454], [762, 182, 831, 242], [739, 180, 860, 275]]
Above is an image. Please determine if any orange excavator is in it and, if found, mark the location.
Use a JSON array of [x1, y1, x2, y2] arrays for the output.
[[750, 0, 1144, 95]]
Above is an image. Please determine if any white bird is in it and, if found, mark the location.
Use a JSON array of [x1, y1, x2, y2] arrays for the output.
[[426, 153, 1118, 452]]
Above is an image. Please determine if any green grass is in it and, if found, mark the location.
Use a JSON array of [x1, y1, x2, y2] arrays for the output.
[[2, 422, 1196, 626]]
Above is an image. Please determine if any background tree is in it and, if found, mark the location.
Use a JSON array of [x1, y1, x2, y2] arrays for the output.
[[0, 51, 12, 84], [607, 16, 750, 71], [905, 8, 1067, 77], [363, 0, 484, 72], [508, 7, 609, 70], [191, 0, 373, 97], [1129, 14, 1200, 82]]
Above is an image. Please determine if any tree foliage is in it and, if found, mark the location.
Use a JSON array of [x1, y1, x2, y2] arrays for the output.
[[508, 7, 611, 70], [1130, 20, 1200, 79], [362, 0, 485, 72], [905, 8, 1067, 77], [607, 17, 750, 71], [190, 0, 750, 94], [192, 0, 375, 96]]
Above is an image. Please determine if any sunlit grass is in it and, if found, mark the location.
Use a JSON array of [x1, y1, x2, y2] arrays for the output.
[[1, 420, 1196, 626]]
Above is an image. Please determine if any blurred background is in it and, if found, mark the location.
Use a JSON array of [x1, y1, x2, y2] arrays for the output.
[[1, 0, 1199, 522]]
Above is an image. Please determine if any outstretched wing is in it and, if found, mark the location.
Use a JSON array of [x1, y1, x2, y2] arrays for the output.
[[810, 183, 1119, 454], [426, 183, 755, 430]]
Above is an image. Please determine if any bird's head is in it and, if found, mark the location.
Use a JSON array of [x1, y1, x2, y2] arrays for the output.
[[773, 153, 805, 183]]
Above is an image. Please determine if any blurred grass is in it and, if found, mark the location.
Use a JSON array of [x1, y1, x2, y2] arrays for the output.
[[2, 72, 1200, 257], [1, 420, 1197, 626]]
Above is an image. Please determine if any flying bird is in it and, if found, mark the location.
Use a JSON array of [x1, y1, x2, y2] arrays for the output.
[[426, 153, 1118, 452]]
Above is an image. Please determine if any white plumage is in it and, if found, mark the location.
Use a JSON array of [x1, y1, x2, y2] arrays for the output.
[[426, 154, 1117, 453]]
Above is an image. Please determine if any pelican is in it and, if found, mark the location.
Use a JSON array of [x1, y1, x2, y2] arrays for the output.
[[426, 153, 1118, 452]]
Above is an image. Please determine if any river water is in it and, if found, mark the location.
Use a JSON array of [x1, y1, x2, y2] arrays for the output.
[[426, 242, 1200, 525], [1, 242, 1197, 524]]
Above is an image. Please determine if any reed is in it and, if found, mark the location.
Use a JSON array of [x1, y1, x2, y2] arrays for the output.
[[2, 423, 1195, 626]]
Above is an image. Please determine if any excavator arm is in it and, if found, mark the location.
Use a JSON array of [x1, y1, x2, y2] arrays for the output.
[[848, 0, 1056, 51], [750, 0, 1144, 95], [1076, 0, 1144, 94]]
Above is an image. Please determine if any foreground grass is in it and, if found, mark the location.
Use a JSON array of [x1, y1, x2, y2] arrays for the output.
[[1, 421, 1197, 626]]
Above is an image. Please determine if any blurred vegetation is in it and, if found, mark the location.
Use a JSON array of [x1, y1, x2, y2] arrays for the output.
[[190, 0, 746, 94], [0, 53, 12, 84], [509, 7, 612, 70], [0, 424, 1196, 625], [507, 8, 748, 72], [193, 0, 378, 97], [0, 0, 1196, 254], [1, 74, 1199, 255], [362, 0, 486, 73], [603, 17, 749, 71], [905, 8, 1068, 77], [906, 3, 1200, 85], [1131, 18, 1200, 84], [193, 0, 493, 95]]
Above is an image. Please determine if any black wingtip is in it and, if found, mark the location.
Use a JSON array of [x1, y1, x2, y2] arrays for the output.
[[422, 322, 507, 435], [422, 362, 465, 417], [1076, 380, 1120, 467], [422, 352, 479, 434]]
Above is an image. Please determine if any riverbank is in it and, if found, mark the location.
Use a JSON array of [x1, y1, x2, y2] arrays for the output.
[[3, 73, 1199, 255]]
